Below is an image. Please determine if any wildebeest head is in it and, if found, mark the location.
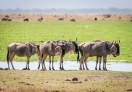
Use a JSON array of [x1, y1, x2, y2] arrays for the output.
[[110, 43, 118, 57], [25, 42, 39, 55], [66, 41, 78, 54], [114, 43, 120, 56]]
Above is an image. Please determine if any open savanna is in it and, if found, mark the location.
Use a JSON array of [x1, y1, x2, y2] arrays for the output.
[[0, 14, 132, 62], [0, 70, 132, 92]]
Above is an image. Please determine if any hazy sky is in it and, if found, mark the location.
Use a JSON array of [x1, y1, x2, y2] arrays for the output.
[[0, 0, 132, 9]]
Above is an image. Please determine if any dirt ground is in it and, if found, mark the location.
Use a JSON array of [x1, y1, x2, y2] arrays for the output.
[[0, 70, 132, 92], [0, 13, 132, 22]]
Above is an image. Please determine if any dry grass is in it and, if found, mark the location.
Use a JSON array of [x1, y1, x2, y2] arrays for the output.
[[0, 13, 132, 22], [0, 70, 132, 92]]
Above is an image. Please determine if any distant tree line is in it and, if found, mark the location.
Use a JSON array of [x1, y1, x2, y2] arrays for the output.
[[0, 7, 132, 14]]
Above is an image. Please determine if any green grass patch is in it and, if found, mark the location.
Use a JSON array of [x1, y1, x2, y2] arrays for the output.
[[0, 22, 132, 62]]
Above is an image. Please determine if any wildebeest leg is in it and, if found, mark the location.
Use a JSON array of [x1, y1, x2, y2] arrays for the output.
[[95, 56, 99, 70], [84, 56, 89, 70], [52, 56, 55, 70], [99, 57, 102, 70], [10, 53, 15, 70], [49, 55, 51, 70], [104, 56, 107, 70], [103, 56, 107, 70], [79, 54, 87, 70], [60, 56, 64, 70], [26, 57, 30, 70], [42, 55, 47, 70], [37, 58, 41, 70]]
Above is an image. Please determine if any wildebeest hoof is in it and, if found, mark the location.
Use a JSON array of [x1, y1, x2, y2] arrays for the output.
[[22, 68, 27, 70]]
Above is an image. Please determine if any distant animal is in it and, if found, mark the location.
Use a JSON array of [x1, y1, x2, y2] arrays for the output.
[[5, 15, 9, 18], [94, 18, 97, 21], [77, 41, 120, 70], [38, 41, 64, 70], [70, 18, 76, 22], [37, 18, 41, 22], [8, 18, 12, 21], [7, 42, 39, 70], [58, 18, 64, 21], [24, 18, 29, 22], [1, 17, 8, 21]]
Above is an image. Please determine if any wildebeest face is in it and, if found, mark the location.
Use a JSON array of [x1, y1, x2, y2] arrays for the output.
[[111, 45, 117, 57]]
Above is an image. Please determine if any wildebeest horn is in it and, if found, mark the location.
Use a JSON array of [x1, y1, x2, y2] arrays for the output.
[[76, 38, 77, 42], [118, 40, 120, 43], [40, 41, 44, 43]]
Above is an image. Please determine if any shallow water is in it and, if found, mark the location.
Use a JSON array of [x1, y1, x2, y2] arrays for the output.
[[0, 61, 132, 72]]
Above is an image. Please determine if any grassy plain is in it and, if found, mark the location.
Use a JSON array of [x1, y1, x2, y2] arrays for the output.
[[0, 14, 132, 62], [0, 70, 132, 92]]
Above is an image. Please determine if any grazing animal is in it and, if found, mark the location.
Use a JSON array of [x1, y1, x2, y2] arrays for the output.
[[7, 42, 39, 70], [58, 18, 64, 21], [78, 41, 119, 70], [1, 17, 8, 21], [38, 41, 64, 70], [37, 18, 41, 22], [70, 18, 76, 22], [8, 18, 12, 21], [24, 18, 29, 22], [94, 18, 97, 21]]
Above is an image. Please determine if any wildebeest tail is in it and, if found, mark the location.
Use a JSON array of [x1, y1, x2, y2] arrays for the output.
[[7, 47, 9, 62], [77, 50, 79, 63]]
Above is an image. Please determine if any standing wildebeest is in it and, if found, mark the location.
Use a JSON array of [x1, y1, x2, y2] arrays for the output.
[[7, 42, 39, 70], [94, 40, 120, 70], [37, 18, 42, 22], [70, 18, 76, 22], [58, 18, 64, 21], [24, 18, 29, 22], [1, 17, 8, 21], [94, 18, 97, 21], [38, 41, 64, 70], [56, 40, 78, 70], [38, 39, 79, 70], [78, 41, 119, 70], [8, 18, 12, 21]]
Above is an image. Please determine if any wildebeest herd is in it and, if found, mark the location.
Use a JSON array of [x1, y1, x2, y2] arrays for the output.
[[6, 39, 120, 71], [1, 14, 132, 22]]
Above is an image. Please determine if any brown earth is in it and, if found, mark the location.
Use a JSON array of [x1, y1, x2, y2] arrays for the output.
[[0, 70, 132, 92]]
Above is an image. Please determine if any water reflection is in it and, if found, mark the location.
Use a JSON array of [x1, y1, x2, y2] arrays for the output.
[[0, 61, 132, 72]]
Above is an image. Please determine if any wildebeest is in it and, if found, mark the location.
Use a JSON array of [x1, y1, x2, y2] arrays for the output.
[[94, 40, 120, 70], [94, 18, 97, 21], [70, 18, 76, 22], [56, 40, 79, 70], [38, 39, 79, 70], [1, 17, 8, 21], [7, 42, 39, 70], [24, 18, 29, 22], [1, 17, 12, 21], [78, 41, 119, 70], [37, 18, 41, 22], [38, 41, 64, 70], [58, 18, 64, 21], [8, 18, 12, 21]]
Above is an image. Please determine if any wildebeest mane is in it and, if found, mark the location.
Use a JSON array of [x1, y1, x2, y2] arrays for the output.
[[71, 41, 79, 53], [105, 43, 110, 52], [114, 43, 120, 55]]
